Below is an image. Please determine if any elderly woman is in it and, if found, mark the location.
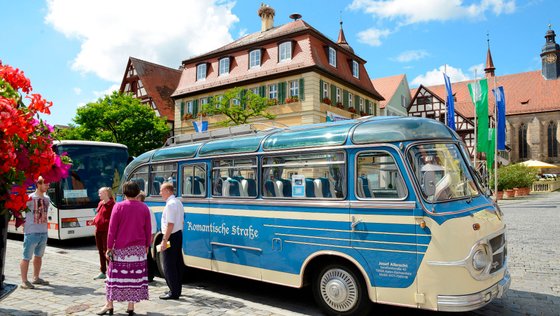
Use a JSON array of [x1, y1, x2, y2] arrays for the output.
[[92, 187, 115, 280], [97, 181, 151, 316]]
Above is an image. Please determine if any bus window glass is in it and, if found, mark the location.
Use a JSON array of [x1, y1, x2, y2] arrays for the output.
[[356, 152, 407, 199], [55, 144, 128, 209], [150, 163, 178, 196], [262, 152, 345, 199], [408, 143, 479, 202], [212, 158, 257, 198], [182, 164, 206, 197], [129, 166, 149, 193]]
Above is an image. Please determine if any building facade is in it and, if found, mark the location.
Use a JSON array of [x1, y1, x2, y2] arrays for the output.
[[371, 74, 410, 116], [171, 5, 384, 135]]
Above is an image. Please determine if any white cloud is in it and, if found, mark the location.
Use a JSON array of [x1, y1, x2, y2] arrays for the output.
[[410, 64, 470, 87], [394, 49, 429, 62], [73, 87, 82, 95], [238, 28, 248, 38], [45, 0, 239, 82], [468, 63, 485, 77], [349, 0, 516, 24], [357, 28, 391, 46], [93, 84, 121, 99]]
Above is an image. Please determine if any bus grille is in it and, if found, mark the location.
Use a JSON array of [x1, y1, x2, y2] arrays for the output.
[[489, 233, 506, 274]]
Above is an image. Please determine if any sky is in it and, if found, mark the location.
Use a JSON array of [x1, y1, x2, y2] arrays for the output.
[[1, 0, 557, 126]]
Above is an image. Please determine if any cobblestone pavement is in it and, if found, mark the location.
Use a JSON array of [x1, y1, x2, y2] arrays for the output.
[[1, 192, 559, 315]]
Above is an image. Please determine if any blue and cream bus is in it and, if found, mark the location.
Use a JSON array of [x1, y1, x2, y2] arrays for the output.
[[122, 116, 509, 315]]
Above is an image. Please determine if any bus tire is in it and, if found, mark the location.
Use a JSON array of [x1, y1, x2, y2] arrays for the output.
[[312, 263, 372, 316]]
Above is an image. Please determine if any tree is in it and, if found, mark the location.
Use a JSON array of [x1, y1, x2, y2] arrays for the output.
[[56, 92, 171, 156], [202, 87, 276, 126]]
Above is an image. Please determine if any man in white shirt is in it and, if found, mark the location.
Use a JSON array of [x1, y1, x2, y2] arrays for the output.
[[158, 182, 184, 300]]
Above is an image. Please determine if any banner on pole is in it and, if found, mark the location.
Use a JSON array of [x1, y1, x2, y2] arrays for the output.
[[443, 73, 456, 130], [468, 79, 489, 153], [493, 86, 506, 151]]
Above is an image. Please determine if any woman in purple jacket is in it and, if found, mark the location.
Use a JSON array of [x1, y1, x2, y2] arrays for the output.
[[97, 181, 151, 316]]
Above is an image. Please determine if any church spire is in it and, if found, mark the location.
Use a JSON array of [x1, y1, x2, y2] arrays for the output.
[[485, 34, 496, 78], [337, 20, 354, 53], [541, 24, 560, 80]]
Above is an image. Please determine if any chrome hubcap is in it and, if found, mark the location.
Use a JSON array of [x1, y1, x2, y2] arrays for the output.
[[320, 268, 357, 312]]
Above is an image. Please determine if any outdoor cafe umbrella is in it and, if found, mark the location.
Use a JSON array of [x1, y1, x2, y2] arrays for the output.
[[519, 160, 558, 168]]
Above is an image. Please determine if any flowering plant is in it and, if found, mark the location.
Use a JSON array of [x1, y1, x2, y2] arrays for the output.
[[321, 97, 331, 105], [285, 96, 299, 104], [0, 62, 72, 227]]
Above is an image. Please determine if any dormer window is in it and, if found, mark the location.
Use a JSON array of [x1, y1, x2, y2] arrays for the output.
[[196, 63, 207, 81], [328, 47, 337, 67], [352, 60, 359, 78], [279, 41, 292, 62], [249, 49, 261, 69], [219, 57, 230, 76]]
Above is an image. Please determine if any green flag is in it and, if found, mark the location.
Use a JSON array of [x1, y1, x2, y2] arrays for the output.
[[487, 128, 496, 170], [468, 79, 489, 153]]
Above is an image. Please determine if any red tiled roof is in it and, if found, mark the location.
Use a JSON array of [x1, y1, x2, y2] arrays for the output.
[[412, 70, 560, 118], [371, 74, 406, 109], [126, 57, 182, 121], [173, 20, 383, 101]]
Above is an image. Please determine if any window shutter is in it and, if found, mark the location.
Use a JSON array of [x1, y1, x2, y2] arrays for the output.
[[365, 100, 370, 115], [240, 89, 247, 109], [354, 95, 359, 109], [193, 99, 199, 117], [299, 78, 304, 100], [279, 82, 286, 104], [343, 90, 349, 109], [180, 101, 185, 117], [319, 79, 324, 100], [374, 103, 377, 116], [331, 84, 336, 102], [259, 85, 266, 97]]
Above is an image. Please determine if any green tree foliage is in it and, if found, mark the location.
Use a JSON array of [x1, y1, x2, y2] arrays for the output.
[[202, 87, 276, 126], [490, 163, 537, 190], [56, 92, 170, 156]]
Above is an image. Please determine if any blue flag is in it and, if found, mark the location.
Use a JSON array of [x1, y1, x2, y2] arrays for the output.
[[493, 86, 506, 150], [193, 120, 208, 133], [443, 73, 455, 130]]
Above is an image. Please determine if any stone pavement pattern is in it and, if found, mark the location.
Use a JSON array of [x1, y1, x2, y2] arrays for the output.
[[1, 192, 560, 315]]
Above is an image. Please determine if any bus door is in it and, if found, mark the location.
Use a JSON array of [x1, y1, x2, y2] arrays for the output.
[[208, 157, 261, 280], [180, 162, 211, 270], [350, 148, 421, 302]]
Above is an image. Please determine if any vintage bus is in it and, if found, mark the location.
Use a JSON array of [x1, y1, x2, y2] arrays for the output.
[[122, 116, 509, 315], [9, 140, 129, 240]]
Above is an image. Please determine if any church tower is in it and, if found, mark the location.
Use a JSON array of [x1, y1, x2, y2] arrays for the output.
[[541, 25, 560, 80]]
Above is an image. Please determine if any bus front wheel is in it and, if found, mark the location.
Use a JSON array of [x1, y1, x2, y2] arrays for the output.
[[312, 263, 372, 316]]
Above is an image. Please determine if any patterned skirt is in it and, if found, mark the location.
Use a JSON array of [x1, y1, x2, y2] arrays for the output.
[[106, 245, 149, 302]]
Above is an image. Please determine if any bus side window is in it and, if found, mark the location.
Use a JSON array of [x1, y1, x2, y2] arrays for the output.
[[356, 151, 407, 199], [212, 158, 257, 198], [150, 163, 178, 196], [128, 166, 149, 193], [182, 164, 206, 197]]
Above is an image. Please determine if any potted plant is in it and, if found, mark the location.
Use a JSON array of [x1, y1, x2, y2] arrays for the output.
[[348, 107, 357, 114], [335, 102, 344, 109], [360, 111, 368, 116], [285, 96, 299, 104], [183, 113, 193, 120], [322, 97, 331, 105]]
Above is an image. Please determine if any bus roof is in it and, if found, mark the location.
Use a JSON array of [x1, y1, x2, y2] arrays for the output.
[[127, 116, 455, 170], [53, 140, 128, 149]]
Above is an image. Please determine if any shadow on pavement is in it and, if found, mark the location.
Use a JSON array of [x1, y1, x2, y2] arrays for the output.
[[0, 309, 47, 315]]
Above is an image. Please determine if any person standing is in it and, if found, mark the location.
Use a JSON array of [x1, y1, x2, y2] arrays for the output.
[[97, 181, 151, 316], [92, 187, 115, 280], [158, 182, 184, 300], [20, 176, 51, 289]]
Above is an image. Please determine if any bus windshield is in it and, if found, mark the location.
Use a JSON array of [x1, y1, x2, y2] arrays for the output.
[[50, 144, 129, 209], [408, 143, 479, 203]]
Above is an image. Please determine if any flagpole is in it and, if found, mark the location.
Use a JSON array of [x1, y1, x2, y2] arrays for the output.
[[493, 75, 498, 201], [444, 64, 447, 128], [473, 69, 478, 171]]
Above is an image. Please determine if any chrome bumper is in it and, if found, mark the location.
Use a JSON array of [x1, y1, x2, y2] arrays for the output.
[[437, 271, 511, 312]]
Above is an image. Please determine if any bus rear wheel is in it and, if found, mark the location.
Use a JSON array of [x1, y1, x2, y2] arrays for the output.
[[312, 263, 371, 316]]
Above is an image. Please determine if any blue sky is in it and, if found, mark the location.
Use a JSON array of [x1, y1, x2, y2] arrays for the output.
[[1, 0, 556, 126]]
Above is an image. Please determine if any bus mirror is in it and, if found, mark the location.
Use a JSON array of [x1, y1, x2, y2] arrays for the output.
[[423, 171, 436, 197]]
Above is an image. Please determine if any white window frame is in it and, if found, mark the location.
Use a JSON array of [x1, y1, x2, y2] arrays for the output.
[[200, 98, 208, 106], [352, 60, 359, 78], [251, 87, 259, 95], [249, 49, 261, 69], [279, 42, 292, 62], [359, 97, 364, 112], [323, 82, 329, 99], [348, 92, 353, 108], [328, 47, 337, 67], [336, 88, 341, 103], [269, 84, 278, 100], [218, 58, 230, 76], [186, 101, 193, 114], [289, 80, 299, 97], [196, 63, 207, 81]]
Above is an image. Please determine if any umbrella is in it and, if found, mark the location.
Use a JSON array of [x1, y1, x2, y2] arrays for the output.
[[519, 159, 558, 168]]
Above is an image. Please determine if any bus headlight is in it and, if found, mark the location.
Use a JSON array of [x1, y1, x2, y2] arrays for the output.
[[472, 245, 491, 271]]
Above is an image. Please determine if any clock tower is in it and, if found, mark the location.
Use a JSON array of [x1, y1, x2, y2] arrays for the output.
[[541, 25, 560, 80]]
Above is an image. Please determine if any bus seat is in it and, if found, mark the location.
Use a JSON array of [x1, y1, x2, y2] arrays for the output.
[[223, 178, 240, 197], [275, 180, 284, 197], [316, 178, 334, 198], [278, 179, 292, 197], [434, 174, 451, 201], [184, 176, 192, 195], [245, 178, 257, 197], [154, 176, 165, 184], [358, 176, 372, 198], [193, 176, 204, 195], [131, 178, 145, 192], [305, 178, 315, 197], [395, 178, 406, 198], [152, 181, 161, 195], [264, 180, 279, 197]]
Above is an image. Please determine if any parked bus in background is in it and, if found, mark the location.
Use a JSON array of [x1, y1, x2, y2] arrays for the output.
[[122, 117, 509, 315], [9, 140, 129, 240]]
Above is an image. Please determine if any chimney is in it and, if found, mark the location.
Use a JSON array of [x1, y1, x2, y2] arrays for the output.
[[258, 3, 275, 32]]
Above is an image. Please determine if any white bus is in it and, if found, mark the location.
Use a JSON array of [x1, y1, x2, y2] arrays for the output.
[[9, 140, 129, 240]]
